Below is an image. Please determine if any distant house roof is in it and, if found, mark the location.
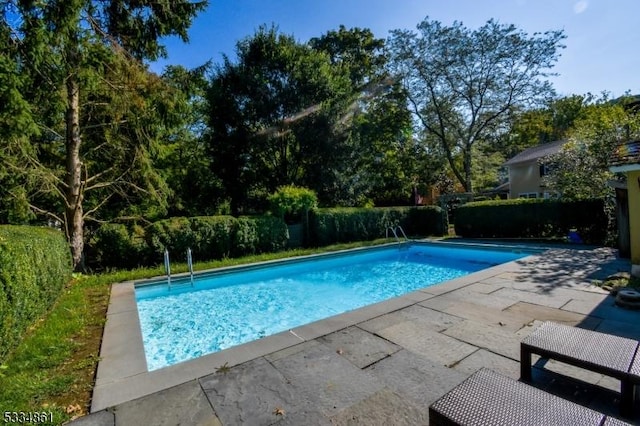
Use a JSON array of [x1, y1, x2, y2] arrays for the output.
[[610, 140, 640, 172], [503, 140, 567, 166]]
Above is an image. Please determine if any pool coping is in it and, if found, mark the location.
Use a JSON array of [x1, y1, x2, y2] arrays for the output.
[[91, 240, 544, 412]]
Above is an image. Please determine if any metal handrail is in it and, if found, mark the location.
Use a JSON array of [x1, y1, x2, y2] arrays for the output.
[[396, 225, 409, 241], [386, 225, 410, 244], [386, 226, 399, 241], [164, 249, 171, 288], [165, 248, 196, 291], [187, 248, 194, 286]]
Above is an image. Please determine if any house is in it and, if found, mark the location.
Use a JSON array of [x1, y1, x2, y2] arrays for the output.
[[609, 140, 640, 277], [503, 140, 567, 199]]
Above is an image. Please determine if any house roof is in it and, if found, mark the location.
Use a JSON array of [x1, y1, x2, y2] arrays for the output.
[[503, 140, 567, 166], [610, 140, 640, 168]]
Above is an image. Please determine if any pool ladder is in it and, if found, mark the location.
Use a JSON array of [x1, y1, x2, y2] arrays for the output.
[[164, 248, 195, 290], [386, 225, 410, 247]]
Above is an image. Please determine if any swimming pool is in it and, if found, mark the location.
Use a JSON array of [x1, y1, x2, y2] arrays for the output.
[[135, 243, 530, 370]]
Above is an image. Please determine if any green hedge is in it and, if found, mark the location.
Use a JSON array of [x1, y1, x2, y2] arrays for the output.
[[92, 223, 149, 269], [454, 198, 607, 243], [91, 215, 289, 269], [308, 206, 447, 246], [0, 226, 72, 361]]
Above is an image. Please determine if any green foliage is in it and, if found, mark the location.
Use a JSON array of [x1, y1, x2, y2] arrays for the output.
[[454, 198, 607, 243], [3, 0, 207, 269], [206, 25, 351, 213], [542, 99, 640, 200], [308, 206, 446, 246], [502, 95, 591, 160], [268, 186, 318, 223], [91, 215, 290, 269], [388, 17, 565, 192], [407, 207, 448, 236], [0, 226, 72, 362], [91, 224, 149, 269], [235, 216, 289, 255]]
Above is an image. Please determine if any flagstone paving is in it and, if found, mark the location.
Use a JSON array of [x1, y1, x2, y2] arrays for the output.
[[71, 244, 640, 425]]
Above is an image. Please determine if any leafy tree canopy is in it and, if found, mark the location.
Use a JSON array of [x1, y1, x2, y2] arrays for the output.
[[387, 17, 566, 192], [542, 96, 640, 200], [1, 0, 206, 269]]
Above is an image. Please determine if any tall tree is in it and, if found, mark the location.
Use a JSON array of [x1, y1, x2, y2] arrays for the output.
[[500, 94, 593, 159], [155, 64, 225, 217], [0, 14, 39, 223], [205, 26, 351, 213], [2, 0, 206, 269], [387, 17, 565, 192], [542, 98, 640, 200], [311, 26, 441, 206]]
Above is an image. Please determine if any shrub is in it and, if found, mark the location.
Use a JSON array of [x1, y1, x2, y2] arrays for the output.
[[454, 198, 607, 243], [146, 216, 237, 262], [97, 215, 291, 267], [0, 226, 72, 361], [308, 206, 446, 246], [406, 206, 449, 236], [145, 217, 194, 263], [92, 223, 149, 269], [268, 186, 318, 224], [234, 216, 289, 255]]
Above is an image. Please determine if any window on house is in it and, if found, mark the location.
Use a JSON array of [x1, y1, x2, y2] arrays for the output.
[[518, 192, 538, 199], [539, 164, 548, 177]]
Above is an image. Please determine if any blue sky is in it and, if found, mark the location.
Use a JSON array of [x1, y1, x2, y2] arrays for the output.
[[150, 0, 639, 98]]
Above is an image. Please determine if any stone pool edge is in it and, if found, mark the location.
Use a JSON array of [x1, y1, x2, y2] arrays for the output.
[[91, 241, 543, 412]]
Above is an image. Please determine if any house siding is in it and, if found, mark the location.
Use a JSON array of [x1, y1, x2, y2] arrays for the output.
[[508, 161, 543, 198]]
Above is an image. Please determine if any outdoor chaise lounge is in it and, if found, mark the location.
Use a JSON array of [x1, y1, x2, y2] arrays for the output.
[[520, 321, 640, 417], [429, 368, 631, 425]]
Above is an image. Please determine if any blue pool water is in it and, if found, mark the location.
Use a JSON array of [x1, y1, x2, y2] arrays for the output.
[[135, 243, 529, 370]]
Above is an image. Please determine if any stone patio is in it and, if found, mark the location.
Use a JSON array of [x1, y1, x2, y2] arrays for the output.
[[70, 243, 640, 425]]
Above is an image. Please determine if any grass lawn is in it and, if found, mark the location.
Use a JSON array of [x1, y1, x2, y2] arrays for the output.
[[0, 238, 397, 424]]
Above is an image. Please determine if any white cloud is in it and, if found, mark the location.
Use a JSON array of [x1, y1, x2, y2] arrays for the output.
[[574, 0, 588, 14]]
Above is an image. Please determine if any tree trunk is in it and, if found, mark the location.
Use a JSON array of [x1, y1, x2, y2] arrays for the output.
[[65, 72, 85, 271], [463, 146, 473, 193]]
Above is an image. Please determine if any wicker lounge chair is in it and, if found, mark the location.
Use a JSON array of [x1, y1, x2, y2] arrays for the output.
[[520, 321, 640, 417], [429, 368, 629, 425]]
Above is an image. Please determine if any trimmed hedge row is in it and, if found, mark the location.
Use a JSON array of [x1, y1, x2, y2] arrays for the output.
[[91, 215, 289, 269], [454, 198, 607, 243], [0, 226, 72, 361], [307, 206, 447, 246]]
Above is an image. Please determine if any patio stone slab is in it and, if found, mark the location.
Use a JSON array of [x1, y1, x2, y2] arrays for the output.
[[365, 349, 467, 407], [533, 358, 604, 386], [452, 348, 520, 380], [329, 388, 429, 426], [264, 340, 322, 363], [423, 299, 534, 332], [358, 304, 463, 334], [466, 280, 505, 294], [589, 301, 640, 326], [94, 309, 147, 386], [561, 295, 606, 315], [115, 380, 220, 426], [504, 301, 592, 326], [318, 326, 401, 369], [269, 339, 385, 417], [491, 286, 572, 309], [528, 367, 603, 407], [442, 319, 522, 360], [595, 319, 640, 341], [376, 320, 477, 367], [67, 410, 114, 426], [200, 357, 324, 426], [420, 287, 518, 312]]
